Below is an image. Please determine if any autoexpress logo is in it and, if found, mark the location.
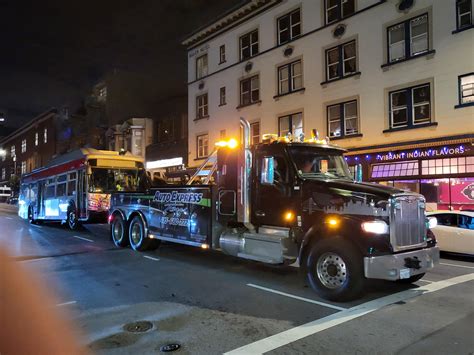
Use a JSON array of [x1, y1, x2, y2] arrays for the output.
[[154, 190, 203, 204]]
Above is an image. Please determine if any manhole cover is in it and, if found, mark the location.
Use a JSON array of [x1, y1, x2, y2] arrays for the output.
[[160, 343, 181, 352], [123, 321, 153, 333]]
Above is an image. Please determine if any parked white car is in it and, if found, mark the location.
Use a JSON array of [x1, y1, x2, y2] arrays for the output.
[[427, 211, 474, 255]]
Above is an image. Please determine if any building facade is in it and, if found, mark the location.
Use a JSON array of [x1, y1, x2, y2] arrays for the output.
[[0, 109, 58, 189], [183, 0, 474, 210]]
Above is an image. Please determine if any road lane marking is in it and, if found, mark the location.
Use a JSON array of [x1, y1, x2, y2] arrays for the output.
[[56, 301, 77, 307], [417, 279, 434, 283], [143, 255, 160, 261], [227, 273, 474, 355], [246, 283, 347, 311], [440, 262, 474, 270], [72, 235, 94, 242], [5, 216, 13, 220]]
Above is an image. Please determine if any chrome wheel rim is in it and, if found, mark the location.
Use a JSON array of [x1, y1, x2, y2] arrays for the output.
[[69, 211, 76, 227], [131, 223, 142, 245], [113, 220, 123, 241], [316, 252, 347, 289]]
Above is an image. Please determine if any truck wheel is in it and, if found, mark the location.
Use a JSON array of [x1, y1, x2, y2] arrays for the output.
[[67, 206, 80, 230], [396, 273, 425, 284], [306, 238, 365, 302], [128, 215, 160, 251], [111, 214, 129, 247]]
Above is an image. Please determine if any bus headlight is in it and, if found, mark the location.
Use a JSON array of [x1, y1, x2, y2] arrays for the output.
[[361, 220, 388, 235]]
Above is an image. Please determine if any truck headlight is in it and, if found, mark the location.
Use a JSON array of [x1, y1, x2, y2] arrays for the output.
[[361, 220, 389, 235], [427, 216, 437, 229]]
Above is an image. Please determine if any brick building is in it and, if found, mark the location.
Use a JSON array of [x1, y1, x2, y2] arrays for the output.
[[0, 109, 58, 188]]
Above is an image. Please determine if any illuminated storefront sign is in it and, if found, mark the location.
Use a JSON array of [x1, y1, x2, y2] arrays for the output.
[[146, 157, 183, 170], [376, 145, 466, 161]]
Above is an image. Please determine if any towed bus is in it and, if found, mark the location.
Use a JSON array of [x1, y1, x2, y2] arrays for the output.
[[19, 148, 146, 229]]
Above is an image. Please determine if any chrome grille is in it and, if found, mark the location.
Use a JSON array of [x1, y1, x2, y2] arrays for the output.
[[390, 194, 427, 251]]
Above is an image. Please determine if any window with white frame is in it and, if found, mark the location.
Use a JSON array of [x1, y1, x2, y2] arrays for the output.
[[250, 122, 260, 145], [35, 132, 39, 146], [388, 14, 429, 63], [1, 168, 5, 180], [196, 94, 208, 119], [21, 161, 26, 175], [219, 87, 226, 106], [325, 40, 356, 81], [240, 75, 259, 106], [219, 45, 226, 63], [327, 100, 358, 138], [44, 128, 48, 143], [459, 73, 474, 105], [325, 0, 355, 25], [456, 0, 472, 30], [21, 139, 26, 153], [389, 83, 431, 129], [11, 145, 15, 157], [196, 134, 209, 159], [278, 60, 303, 95], [240, 29, 259, 60], [277, 8, 301, 45], [279, 112, 303, 138], [196, 54, 208, 80]]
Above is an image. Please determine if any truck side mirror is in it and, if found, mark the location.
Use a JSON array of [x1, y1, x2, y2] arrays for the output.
[[261, 156, 274, 185]]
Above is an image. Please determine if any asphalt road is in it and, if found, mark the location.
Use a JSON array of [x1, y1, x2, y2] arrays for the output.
[[1, 204, 473, 354]]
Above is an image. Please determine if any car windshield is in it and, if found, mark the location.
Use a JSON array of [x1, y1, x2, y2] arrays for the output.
[[89, 168, 149, 193], [288, 146, 353, 180]]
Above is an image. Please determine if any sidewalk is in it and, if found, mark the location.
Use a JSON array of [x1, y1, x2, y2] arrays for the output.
[[0, 203, 18, 214]]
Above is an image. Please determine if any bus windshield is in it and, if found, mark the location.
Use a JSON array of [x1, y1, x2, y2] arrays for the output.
[[288, 146, 353, 180], [89, 168, 149, 193]]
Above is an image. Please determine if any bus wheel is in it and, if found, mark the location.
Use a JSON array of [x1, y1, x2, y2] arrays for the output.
[[111, 213, 129, 247], [28, 206, 36, 224], [306, 238, 365, 302], [67, 206, 80, 230], [128, 215, 160, 251]]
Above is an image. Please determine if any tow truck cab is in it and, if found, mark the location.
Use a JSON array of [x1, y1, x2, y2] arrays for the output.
[[110, 118, 439, 301]]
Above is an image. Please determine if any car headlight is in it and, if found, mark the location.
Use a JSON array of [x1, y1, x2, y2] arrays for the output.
[[361, 220, 389, 234], [427, 216, 437, 229]]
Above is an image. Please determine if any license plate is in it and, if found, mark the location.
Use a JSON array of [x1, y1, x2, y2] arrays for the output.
[[400, 268, 411, 279]]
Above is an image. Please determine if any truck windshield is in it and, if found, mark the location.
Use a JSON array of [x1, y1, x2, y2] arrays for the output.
[[288, 146, 353, 180], [89, 168, 149, 193]]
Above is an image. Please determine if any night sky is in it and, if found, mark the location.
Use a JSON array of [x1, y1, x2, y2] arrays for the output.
[[0, 0, 240, 128]]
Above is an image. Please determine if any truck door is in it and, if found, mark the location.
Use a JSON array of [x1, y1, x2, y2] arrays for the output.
[[253, 148, 293, 227]]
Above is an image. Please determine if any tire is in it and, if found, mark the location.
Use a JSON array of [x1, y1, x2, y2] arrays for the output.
[[128, 215, 160, 251], [396, 273, 425, 284], [28, 206, 36, 224], [306, 238, 365, 302], [111, 213, 129, 247], [67, 205, 80, 230]]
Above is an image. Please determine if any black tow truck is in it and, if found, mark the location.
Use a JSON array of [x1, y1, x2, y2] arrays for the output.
[[109, 118, 439, 301]]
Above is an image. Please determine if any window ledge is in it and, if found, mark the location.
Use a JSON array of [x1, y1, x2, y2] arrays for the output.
[[193, 115, 210, 122], [219, 60, 227, 65], [321, 72, 361, 86], [218, 103, 227, 107], [383, 122, 438, 133], [273, 88, 306, 99], [454, 102, 474, 109], [194, 157, 208, 161], [236, 100, 262, 109], [330, 133, 363, 141], [452, 24, 474, 34], [381, 50, 436, 69]]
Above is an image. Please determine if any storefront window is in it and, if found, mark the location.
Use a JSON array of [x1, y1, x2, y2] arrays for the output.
[[421, 177, 474, 211], [393, 180, 420, 193]]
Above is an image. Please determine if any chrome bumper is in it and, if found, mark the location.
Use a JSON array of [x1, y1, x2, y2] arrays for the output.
[[364, 246, 440, 281]]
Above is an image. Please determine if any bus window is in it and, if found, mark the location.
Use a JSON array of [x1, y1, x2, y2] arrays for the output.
[[45, 183, 55, 198], [57, 182, 66, 196], [89, 168, 147, 192], [57, 175, 67, 183], [67, 179, 76, 196]]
